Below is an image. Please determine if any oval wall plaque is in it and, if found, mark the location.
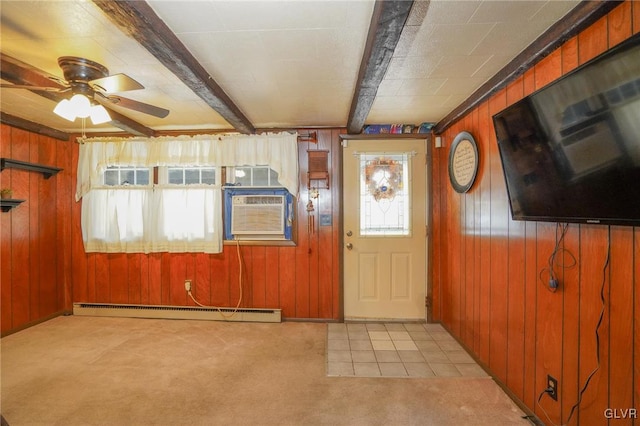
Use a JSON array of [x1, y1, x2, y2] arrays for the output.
[[448, 131, 479, 193]]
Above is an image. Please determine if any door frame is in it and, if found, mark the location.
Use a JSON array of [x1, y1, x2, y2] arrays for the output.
[[338, 133, 432, 322]]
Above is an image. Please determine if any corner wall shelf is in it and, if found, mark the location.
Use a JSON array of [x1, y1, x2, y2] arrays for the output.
[[1, 199, 25, 212], [0, 158, 62, 179]]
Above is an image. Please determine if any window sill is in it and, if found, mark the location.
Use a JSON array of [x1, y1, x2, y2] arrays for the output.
[[223, 239, 296, 247]]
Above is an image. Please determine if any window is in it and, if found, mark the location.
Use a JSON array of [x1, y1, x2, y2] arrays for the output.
[[103, 166, 150, 186], [359, 153, 411, 236], [157, 166, 219, 245], [166, 166, 216, 185], [223, 166, 293, 241], [77, 133, 299, 253], [228, 166, 281, 187], [82, 165, 221, 253]]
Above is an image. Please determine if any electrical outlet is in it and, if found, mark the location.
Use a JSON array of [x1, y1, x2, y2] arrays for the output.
[[184, 280, 192, 292], [547, 375, 558, 401]]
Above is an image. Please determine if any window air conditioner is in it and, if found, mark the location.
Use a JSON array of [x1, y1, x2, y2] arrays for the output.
[[230, 195, 285, 239]]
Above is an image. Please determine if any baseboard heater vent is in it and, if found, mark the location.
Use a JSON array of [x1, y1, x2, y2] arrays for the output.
[[73, 303, 281, 323]]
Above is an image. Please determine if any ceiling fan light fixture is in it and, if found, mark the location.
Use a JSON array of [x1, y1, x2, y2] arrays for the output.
[[89, 104, 111, 125], [70, 94, 91, 118], [53, 94, 110, 124], [53, 98, 77, 121]]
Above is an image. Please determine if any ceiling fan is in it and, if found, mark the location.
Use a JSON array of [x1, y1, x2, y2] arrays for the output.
[[0, 56, 169, 124]]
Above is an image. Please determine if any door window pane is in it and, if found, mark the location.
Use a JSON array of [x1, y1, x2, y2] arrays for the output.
[[359, 153, 411, 236]]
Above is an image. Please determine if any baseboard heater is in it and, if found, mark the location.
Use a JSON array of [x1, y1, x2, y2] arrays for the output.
[[73, 303, 281, 323]]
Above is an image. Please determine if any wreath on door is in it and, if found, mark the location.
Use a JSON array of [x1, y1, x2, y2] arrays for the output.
[[364, 157, 402, 201]]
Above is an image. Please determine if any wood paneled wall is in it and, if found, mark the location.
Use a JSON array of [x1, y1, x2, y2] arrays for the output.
[[68, 128, 343, 320], [2, 128, 343, 335], [1, 125, 74, 335], [431, 3, 639, 424]]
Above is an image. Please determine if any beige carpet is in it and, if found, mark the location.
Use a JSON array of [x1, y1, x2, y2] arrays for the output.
[[1, 316, 529, 425]]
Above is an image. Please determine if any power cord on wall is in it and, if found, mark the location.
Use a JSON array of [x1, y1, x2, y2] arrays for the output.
[[187, 239, 244, 319], [536, 227, 610, 426], [539, 223, 576, 292]]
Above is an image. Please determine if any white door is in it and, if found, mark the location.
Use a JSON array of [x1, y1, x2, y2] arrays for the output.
[[343, 138, 427, 321]]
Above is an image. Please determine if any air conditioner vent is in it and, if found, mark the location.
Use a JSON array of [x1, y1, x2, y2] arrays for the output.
[[231, 195, 285, 237], [235, 195, 283, 205]]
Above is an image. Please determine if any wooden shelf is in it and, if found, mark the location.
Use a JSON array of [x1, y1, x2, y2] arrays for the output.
[[1, 199, 25, 212], [0, 158, 62, 179], [339, 133, 430, 140]]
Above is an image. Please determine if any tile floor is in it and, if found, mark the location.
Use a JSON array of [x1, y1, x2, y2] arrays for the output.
[[327, 322, 488, 378]]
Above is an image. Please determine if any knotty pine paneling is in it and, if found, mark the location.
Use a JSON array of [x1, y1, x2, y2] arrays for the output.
[[1, 127, 343, 335], [430, 2, 639, 424], [0, 126, 72, 335], [1, 125, 13, 331], [561, 225, 580, 423], [11, 129, 31, 328], [609, 226, 634, 422], [28, 134, 41, 320], [430, 126, 442, 322], [62, 128, 343, 321]]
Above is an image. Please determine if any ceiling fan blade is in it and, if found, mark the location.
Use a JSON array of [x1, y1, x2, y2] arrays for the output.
[[0, 83, 65, 92], [95, 92, 169, 118], [90, 73, 144, 93]]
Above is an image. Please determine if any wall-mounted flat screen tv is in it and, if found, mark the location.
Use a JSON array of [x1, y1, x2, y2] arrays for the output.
[[493, 33, 640, 227]]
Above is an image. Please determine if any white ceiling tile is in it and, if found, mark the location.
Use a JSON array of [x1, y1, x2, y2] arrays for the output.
[[396, 78, 447, 96], [368, 94, 453, 124], [385, 56, 443, 80], [1, 1, 109, 41], [423, 1, 481, 25], [0, 0, 585, 132], [430, 55, 492, 79], [530, 1, 580, 22], [471, 54, 515, 80], [376, 79, 404, 97], [147, 1, 223, 33], [419, 22, 496, 57], [435, 77, 488, 96], [471, 21, 554, 56], [469, 1, 546, 23], [210, 1, 353, 32], [257, 30, 320, 61]]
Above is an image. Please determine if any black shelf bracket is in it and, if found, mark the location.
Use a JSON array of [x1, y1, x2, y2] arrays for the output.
[[0, 199, 25, 212], [0, 158, 62, 179]]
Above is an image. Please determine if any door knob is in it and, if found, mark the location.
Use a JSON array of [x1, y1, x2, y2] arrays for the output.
[[346, 243, 353, 250], [346, 230, 353, 237]]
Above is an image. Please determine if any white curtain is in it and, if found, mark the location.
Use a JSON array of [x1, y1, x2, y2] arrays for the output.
[[150, 187, 221, 253], [76, 133, 299, 200], [81, 188, 149, 252], [76, 132, 298, 254]]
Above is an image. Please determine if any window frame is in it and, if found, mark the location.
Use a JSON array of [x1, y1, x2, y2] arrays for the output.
[[226, 165, 283, 188], [102, 165, 153, 187], [159, 165, 218, 186]]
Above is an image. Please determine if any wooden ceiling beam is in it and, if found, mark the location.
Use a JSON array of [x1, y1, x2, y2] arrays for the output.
[[1, 53, 157, 137], [93, 0, 256, 135], [347, 0, 414, 135], [433, 0, 624, 135], [1, 112, 70, 141]]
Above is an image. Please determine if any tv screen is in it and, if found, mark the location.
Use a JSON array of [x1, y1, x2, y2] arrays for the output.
[[493, 33, 640, 227]]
